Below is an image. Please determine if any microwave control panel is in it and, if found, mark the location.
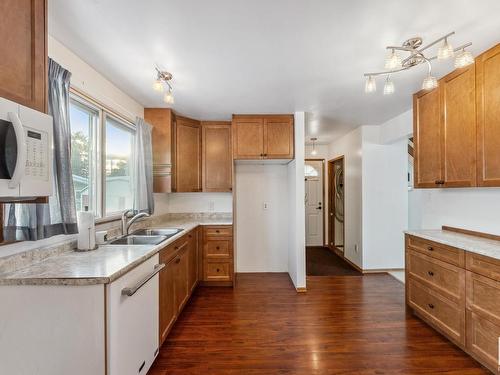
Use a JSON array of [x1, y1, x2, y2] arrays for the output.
[[24, 127, 49, 181]]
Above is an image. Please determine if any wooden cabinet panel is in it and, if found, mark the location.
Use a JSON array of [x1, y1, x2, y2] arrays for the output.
[[204, 239, 232, 259], [159, 250, 176, 346], [173, 246, 189, 314], [477, 43, 500, 187], [144, 108, 173, 193], [440, 65, 477, 187], [466, 310, 500, 374], [232, 116, 264, 159], [407, 278, 465, 346], [204, 261, 231, 281], [173, 116, 201, 192], [0, 0, 47, 112], [187, 230, 198, 293], [202, 225, 233, 284], [413, 88, 442, 187], [204, 226, 233, 237], [202, 122, 232, 192], [407, 235, 465, 267], [407, 250, 465, 303], [466, 252, 500, 282], [263, 116, 294, 159], [466, 271, 500, 326]]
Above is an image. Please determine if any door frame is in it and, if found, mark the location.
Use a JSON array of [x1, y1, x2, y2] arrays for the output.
[[328, 156, 345, 256], [305, 158, 325, 246]]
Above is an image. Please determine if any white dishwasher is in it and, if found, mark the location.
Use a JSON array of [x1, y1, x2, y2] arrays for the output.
[[106, 254, 163, 375]]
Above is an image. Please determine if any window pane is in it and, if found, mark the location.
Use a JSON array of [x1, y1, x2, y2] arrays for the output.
[[69, 99, 98, 214], [105, 116, 135, 215]]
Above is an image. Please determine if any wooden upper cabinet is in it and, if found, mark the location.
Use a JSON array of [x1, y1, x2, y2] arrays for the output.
[[264, 116, 294, 159], [232, 116, 264, 159], [145, 108, 173, 193], [202, 122, 232, 192], [232, 115, 294, 160], [476, 43, 500, 187], [440, 65, 477, 187], [0, 0, 47, 113], [173, 116, 201, 192], [413, 88, 442, 188]]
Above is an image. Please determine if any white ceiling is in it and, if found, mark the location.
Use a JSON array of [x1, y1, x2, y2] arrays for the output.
[[48, 0, 500, 143]]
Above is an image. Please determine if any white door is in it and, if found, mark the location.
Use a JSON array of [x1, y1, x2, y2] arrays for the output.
[[305, 160, 324, 246]]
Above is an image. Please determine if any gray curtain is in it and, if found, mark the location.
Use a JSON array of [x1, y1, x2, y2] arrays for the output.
[[3, 59, 78, 241], [133, 117, 154, 215]]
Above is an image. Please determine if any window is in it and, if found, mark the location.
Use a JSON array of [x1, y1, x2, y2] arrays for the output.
[[69, 93, 135, 218]]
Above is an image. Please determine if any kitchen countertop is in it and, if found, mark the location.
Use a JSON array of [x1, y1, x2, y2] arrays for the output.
[[405, 229, 500, 261], [0, 216, 232, 286]]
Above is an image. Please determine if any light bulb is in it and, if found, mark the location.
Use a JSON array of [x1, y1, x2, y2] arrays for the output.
[[422, 75, 438, 90], [153, 79, 164, 92], [454, 50, 474, 68], [163, 90, 174, 104], [310, 148, 317, 156], [365, 76, 376, 93], [437, 38, 454, 60], [385, 49, 402, 70], [383, 76, 395, 95]]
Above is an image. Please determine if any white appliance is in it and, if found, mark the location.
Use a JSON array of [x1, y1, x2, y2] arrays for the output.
[[106, 254, 161, 375], [0, 96, 53, 200]]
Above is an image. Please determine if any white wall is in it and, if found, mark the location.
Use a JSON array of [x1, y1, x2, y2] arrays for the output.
[[288, 112, 306, 289], [361, 126, 408, 270], [235, 164, 289, 272], [327, 127, 363, 267]]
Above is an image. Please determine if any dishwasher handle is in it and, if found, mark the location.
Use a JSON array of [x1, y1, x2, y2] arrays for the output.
[[121, 263, 165, 297]]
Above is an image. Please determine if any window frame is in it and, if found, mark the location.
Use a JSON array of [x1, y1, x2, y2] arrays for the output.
[[69, 89, 136, 222]]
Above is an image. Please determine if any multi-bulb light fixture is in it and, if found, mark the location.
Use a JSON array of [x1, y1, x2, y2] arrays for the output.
[[364, 32, 473, 95], [310, 138, 318, 156], [152, 65, 174, 104]]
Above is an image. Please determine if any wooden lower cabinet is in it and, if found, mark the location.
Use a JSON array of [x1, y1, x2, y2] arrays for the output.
[[406, 234, 500, 373], [158, 229, 200, 346], [202, 225, 233, 285]]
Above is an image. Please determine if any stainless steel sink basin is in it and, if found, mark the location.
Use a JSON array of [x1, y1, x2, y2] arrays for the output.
[[132, 228, 183, 237], [109, 235, 167, 245]]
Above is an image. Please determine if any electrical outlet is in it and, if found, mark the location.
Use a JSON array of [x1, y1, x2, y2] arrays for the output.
[[354, 244, 358, 253], [209, 201, 215, 211], [263, 202, 269, 210]]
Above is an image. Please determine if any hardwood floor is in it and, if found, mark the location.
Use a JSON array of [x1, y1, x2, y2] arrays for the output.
[[148, 273, 488, 374], [306, 246, 362, 276]]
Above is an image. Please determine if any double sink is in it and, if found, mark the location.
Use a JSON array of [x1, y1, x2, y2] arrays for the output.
[[108, 228, 183, 246]]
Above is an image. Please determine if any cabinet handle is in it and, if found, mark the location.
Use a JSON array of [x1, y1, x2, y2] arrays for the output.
[[428, 271, 434, 276], [428, 303, 435, 309], [435, 180, 445, 185], [215, 230, 220, 233], [427, 246, 434, 251], [121, 263, 165, 297], [216, 268, 220, 272], [216, 246, 220, 250], [175, 257, 181, 264]]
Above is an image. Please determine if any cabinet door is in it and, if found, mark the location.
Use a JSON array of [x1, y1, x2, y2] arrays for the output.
[[173, 117, 201, 192], [187, 231, 198, 293], [202, 122, 232, 192], [145, 108, 173, 193], [159, 251, 176, 346], [264, 116, 294, 159], [174, 248, 189, 314], [440, 65, 477, 187], [476, 43, 500, 187], [0, 0, 47, 113], [232, 116, 264, 159], [413, 88, 442, 188]]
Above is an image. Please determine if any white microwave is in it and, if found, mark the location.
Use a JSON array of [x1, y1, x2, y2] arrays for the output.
[[0, 97, 53, 200]]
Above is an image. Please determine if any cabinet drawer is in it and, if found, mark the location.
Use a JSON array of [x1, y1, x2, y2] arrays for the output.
[[407, 249, 465, 303], [204, 239, 232, 258], [466, 252, 500, 282], [466, 310, 500, 374], [407, 235, 465, 267], [408, 277, 465, 346], [204, 226, 232, 237], [466, 271, 500, 326], [204, 261, 232, 281]]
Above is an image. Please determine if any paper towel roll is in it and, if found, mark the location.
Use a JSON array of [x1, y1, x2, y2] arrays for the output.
[[77, 211, 96, 251]]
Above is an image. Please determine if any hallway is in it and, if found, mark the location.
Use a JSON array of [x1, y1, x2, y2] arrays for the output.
[[306, 246, 361, 276], [148, 273, 486, 374]]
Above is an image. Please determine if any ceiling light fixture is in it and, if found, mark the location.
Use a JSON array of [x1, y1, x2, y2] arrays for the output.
[[364, 32, 472, 95], [153, 65, 174, 104], [310, 138, 318, 156]]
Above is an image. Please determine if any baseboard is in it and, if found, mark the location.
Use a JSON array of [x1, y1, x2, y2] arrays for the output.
[[296, 287, 307, 293], [363, 268, 405, 274]]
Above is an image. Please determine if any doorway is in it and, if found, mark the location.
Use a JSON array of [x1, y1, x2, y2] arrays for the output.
[[328, 156, 345, 255], [305, 159, 324, 247]]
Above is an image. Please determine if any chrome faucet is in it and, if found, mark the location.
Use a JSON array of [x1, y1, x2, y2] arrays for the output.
[[121, 209, 151, 236]]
